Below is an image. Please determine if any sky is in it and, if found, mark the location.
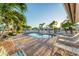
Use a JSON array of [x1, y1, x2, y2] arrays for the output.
[[25, 3, 67, 28]]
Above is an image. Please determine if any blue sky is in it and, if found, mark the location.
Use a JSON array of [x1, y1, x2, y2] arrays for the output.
[[25, 3, 67, 27]]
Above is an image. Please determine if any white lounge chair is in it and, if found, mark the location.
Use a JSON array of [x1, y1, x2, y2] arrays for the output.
[[54, 33, 79, 55], [58, 32, 79, 43]]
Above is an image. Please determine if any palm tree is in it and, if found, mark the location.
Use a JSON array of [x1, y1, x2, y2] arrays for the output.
[[48, 21, 58, 33], [0, 3, 27, 39], [61, 17, 75, 34], [39, 23, 45, 32], [39, 23, 45, 29]]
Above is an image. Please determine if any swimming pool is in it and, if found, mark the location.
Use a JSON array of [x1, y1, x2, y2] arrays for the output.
[[27, 33, 52, 39]]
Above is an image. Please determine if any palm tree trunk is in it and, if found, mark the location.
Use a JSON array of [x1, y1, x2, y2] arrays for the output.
[[64, 29, 67, 34], [54, 29, 56, 34], [0, 25, 6, 40], [69, 27, 73, 34], [0, 24, 10, 40]]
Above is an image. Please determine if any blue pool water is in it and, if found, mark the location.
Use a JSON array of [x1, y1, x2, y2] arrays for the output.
[[27, 33, 51, 39]]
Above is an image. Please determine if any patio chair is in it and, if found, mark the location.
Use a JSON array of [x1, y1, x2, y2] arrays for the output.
[[57, 32, 79, 48], [54, 33, 79, 55], [58, 32, 79, 42]]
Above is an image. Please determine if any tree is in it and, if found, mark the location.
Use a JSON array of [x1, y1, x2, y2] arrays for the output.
[[39, 23, 45, 30], [39, 23, 45, 32], [32, 27, 38, 30], [0, 3, 27, 39], [61, 17, 75, 34], [25, 25, 32, 30], [48, 21, 58, 33], [32, 27, 39, 32]]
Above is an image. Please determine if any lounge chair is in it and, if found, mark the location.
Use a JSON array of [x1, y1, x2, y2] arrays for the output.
[[58, 32, 79, 43], [57, 32, 79, 48], [54, 33, 79, 55], [55, 40, 79, 55]]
